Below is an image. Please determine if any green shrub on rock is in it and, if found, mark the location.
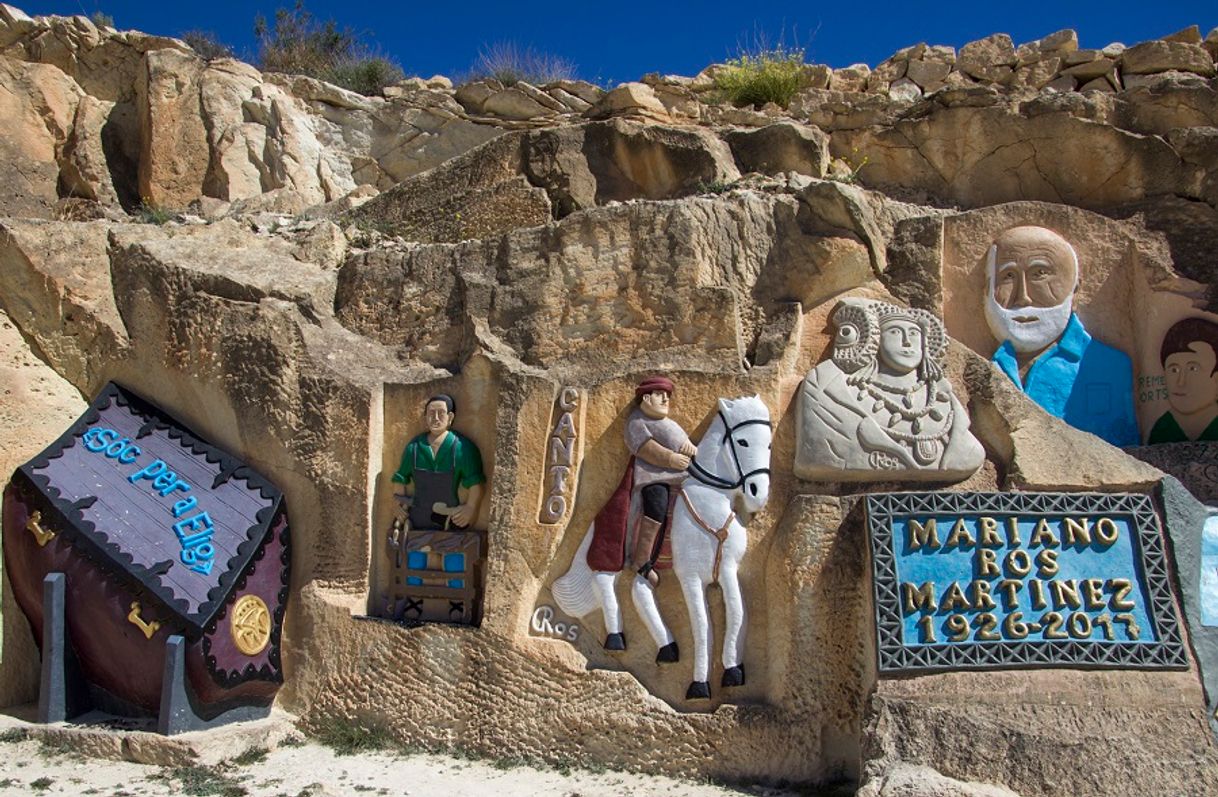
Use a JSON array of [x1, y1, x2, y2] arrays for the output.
[[467, 41, 577, 87], [254, 2, 405, 96], [713, 46, 809, 108], [181, 30, 235, 61]]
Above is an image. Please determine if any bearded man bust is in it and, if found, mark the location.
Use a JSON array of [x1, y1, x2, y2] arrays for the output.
[[984, 225, 1138, 447]]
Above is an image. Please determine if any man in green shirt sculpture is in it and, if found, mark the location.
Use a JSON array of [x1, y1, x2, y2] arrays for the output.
[[1149, 317, 1218, 444], [392, 394, 486, 530]]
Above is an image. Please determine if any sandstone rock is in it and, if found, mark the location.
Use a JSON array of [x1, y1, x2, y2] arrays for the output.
[[887, 77, 922, 102], [706, 104, 779, 127], [394, 77, 429, 91], [924, 45, 957, 64], [1062, 56, 1116, 81], [3, 13, 1218, 796], [339, 190, 809, 370], [513, 81, 567, 113], [524, 119, 740, 214], [1101, 42, 1127, 58], [453, 79, 500, 112], [370, 108, 503, 187], [867, 56, 907, 93], [830, 63, 871, 92], [137, 47, 208, 208], [1062, 48, 1104, 66], [1120, 40, 1216, 77], [941, 70, 980, 89], [425, 74, 452, 90], [291, 220, 348, 270], [1164, 25, 1202, 44], [831, 102, 1185, 208], [0, 305, 83, 708], [0, 57, 84, 219], [906, 59, 953, 90], [269, 74, 374, 111], [1015, 28, 1078, 64], [300, 184, 378, 221], [1011, 56, 1062, 90], [587, 81, 669, 121], [691, 63, 726, 89], [650, 82, 701, 119], [192, 195, 231, 220], [58, 94, 120, 205], [546, 79, 602, 105], [723, 121, 829, 178], [891, 43, 928, 62], [1044, 74, 1077, 92], [958, 33, 1017, 82], [789, 89, 901, 131], [482, 87, 559, 120], [117, 219, 336, 315], [198, 61, 265, 201], [546, 87, 591, 112], [858, 763, 1021, 797], [1079, 75, 1117, 93], [0, 219, 129, 390], [933, 85, 1003, 108], [344, 131, 541, 243], [1020, 89, 1118, 125], [1117, 72, 1215, 118], [802, 63, 832, 90]]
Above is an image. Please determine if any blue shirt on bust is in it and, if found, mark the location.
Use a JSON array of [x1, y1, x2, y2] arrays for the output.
[[991, 313, 1138, 447]]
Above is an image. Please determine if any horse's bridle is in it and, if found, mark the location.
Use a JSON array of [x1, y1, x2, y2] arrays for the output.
[[686, 410, 772, 490]]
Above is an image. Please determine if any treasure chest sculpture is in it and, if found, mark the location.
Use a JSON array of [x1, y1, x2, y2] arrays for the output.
[[385, 523, 485, 625], [2, 383, 290, 733]]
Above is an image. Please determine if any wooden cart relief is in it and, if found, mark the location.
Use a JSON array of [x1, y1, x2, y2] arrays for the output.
[[538, 387, 585, 525]]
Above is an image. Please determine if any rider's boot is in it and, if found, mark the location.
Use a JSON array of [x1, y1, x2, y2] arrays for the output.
[[630, 516, 663, 572]]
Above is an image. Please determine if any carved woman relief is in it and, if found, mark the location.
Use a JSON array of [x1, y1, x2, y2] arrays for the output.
[[795, 298, 985, 482]]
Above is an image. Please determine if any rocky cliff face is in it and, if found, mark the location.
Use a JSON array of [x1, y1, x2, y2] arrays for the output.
[[2, 6, 1218, 796]]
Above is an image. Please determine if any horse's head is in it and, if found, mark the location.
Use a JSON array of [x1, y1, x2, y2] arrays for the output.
[[712, 395, 772, 515]]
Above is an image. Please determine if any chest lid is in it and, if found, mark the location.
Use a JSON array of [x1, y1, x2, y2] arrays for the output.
[[15, 382, 284, 637]]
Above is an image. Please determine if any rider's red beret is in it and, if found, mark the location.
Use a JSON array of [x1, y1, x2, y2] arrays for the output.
[[635, 375, 675, 396]]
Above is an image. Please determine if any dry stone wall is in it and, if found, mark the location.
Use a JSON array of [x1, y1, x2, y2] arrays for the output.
[[2, 7, 1218, 797]]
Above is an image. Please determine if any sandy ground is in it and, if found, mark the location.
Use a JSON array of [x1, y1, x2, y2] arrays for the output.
[[0, 733, 812, 797]]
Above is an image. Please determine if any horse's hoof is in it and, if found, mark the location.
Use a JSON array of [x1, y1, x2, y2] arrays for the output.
[[721, 664, 746, 687], [656, 642, 679, 664], [685, 681, 711, 700], [603, 632, 626, 652]]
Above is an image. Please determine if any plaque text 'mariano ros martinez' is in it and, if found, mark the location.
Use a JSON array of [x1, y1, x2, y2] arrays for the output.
[[866, 491, 1187, 672]]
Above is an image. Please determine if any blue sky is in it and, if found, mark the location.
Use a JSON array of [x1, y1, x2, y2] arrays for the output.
[[15, 1, 1217, 83]]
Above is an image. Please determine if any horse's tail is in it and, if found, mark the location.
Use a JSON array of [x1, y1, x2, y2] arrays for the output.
[[551, 523, 600, 618]]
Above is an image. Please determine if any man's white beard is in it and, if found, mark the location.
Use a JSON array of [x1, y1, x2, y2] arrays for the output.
[[985, 280, 1074, 354]]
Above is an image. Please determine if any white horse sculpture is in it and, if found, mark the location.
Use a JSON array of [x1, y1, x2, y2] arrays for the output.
[[552, 395, 772, 700]]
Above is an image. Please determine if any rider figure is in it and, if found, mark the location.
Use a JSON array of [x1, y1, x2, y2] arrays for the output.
[[582, 375, 695, 651], [625, 376, 697, 585]]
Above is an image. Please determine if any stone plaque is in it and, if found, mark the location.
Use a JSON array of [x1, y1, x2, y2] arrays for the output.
[[866, 491, 1187, 673], [538, 386, 585, 524]]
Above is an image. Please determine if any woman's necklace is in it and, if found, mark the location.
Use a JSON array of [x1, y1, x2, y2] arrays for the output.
[[857, 379, 953, 439]]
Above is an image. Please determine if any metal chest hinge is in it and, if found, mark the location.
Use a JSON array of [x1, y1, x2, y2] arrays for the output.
[[127, 601, 161, 640], [25, 511, 55, 547]]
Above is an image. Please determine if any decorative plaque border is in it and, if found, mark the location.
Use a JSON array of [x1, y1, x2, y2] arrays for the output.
[[866, 491, 1187, 673]]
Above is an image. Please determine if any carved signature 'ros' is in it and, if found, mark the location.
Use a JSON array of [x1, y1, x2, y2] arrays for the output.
[[553, 396, 773, 701]]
